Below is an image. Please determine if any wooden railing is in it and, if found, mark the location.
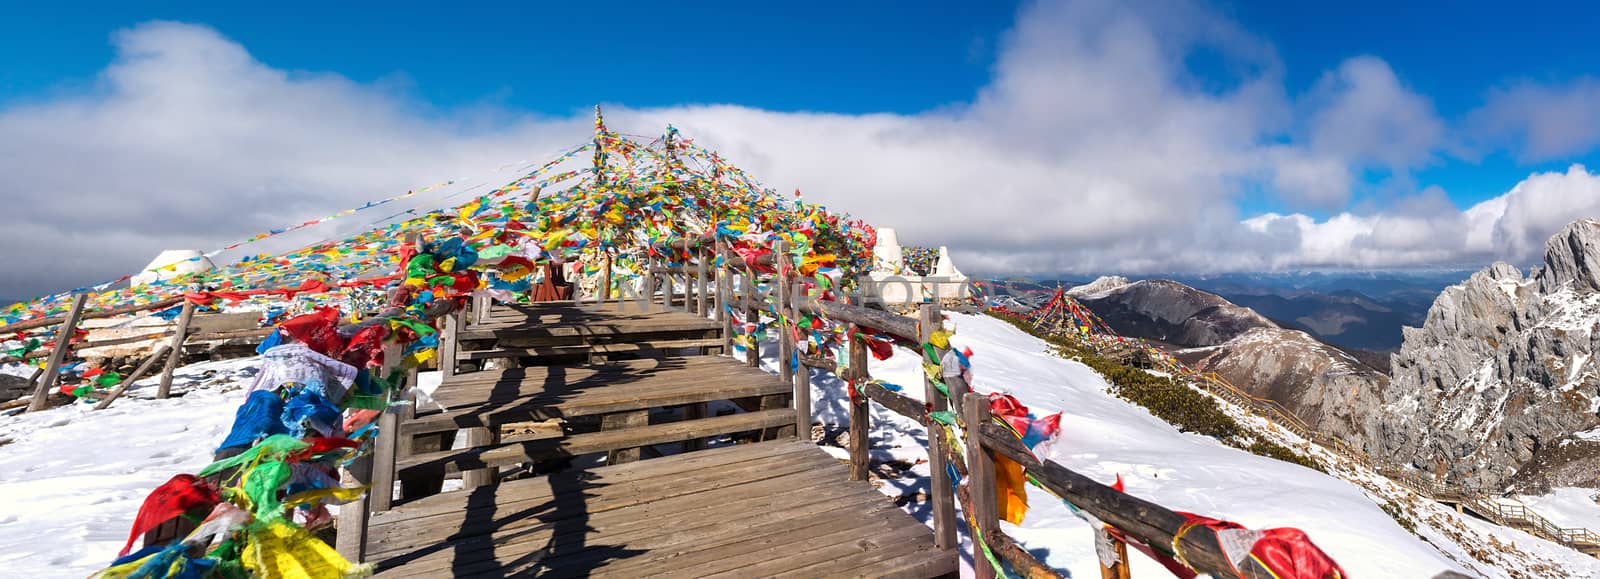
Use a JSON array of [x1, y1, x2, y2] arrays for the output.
[[638, 234, 1282, 578]]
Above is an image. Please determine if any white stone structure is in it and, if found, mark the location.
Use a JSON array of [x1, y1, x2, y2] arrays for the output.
[[862, 227, 969, 305], [131, 250, 216, 287]]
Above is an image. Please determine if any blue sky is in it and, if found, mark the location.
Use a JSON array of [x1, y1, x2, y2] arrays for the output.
[[5, 0, 1600, 296]]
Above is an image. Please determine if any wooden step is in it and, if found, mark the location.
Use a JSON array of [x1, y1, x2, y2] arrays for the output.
[[397, 409, 796, 477], [456, 337, 722, 361], [402, 371, 790, 436]]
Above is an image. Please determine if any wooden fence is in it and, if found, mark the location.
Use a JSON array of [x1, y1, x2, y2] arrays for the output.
[[636, 235, 1281, 578]]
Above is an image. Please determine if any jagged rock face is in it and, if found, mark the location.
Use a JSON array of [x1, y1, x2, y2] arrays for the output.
[[1072, 279, 1276, 346], [1184, 328, 1387, 442], [1374, 220, 1600, 490]]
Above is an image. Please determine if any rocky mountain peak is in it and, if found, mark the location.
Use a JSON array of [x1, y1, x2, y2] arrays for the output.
[[1537, 219, 1600, 294], [1371, 219, 1600, 490]]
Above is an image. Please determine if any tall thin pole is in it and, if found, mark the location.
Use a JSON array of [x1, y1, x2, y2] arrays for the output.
[[27, 293, 88, 412], [157, 300, 196, 399]]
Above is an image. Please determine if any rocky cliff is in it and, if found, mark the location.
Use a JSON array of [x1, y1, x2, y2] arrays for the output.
[[1371, 220, 1600, 490], [1070, 278, 1276, 346], [1071, 277, 1387, 440]]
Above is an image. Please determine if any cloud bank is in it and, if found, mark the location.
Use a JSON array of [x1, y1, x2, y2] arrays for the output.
[[3, 1, 1600, 298]]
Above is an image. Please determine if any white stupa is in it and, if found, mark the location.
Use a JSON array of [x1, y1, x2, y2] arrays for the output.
[[872, 227, 906, 274], [131, 250, 215, 287], [863, 229, 969, 305]]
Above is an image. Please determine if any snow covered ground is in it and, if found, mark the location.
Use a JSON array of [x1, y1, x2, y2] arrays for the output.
[[1519, 488, 1600, 530], [2, 311, 1598, 577], [0, 358, 260, 577]]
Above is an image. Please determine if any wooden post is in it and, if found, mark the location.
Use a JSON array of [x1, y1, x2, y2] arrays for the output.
[[93, 344, 172, 410], [964, 392, 999, 579], [462, 425, 500, 488], [717, 244, 733, 353], [643, 255, 659, 312], [848, 326, 871, 481], [335, 448, 374, 561], [790, 278, 811, 439], [473, 293, 490, 326], [599, 251, 614, 306], [370, 400, 404, 511], [27, 293, 88, 412], [744, 267, 760, 368], [156, 300, 196, 399], [921, 303, 957, 549], [1101, 536, 1132, 579], [603, 410, 649, 464], [775, 240, 794, 393], [440, 310, 459, 378], [695, 246, 709, 316]]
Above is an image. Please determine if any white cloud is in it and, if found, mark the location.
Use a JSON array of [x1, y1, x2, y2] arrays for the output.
[[0, 1, 1594, 299], [1469, 77, 1600, 162], [1243, 165, 1600, 270]]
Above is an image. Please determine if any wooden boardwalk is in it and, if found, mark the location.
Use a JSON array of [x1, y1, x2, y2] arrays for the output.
[[361, 300, 955, 577]]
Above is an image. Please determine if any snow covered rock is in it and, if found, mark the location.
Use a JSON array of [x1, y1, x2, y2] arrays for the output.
[[1375, 220, 1600, 490], [1072, 278, 1276, 346]]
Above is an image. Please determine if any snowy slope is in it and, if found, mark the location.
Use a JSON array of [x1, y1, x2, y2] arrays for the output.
[[0, 358, 260, 577], [812, 313, 1470, 578], [3, 312, 1598, 577]]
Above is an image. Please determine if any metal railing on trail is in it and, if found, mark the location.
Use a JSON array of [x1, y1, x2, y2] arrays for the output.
[[999, 287, 1600, 557]]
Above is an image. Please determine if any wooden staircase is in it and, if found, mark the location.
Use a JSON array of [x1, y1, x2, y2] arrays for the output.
[[353, 296, 955, 577]]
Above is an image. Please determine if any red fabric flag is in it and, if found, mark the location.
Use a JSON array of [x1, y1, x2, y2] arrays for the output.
[[118, 474, 220, 556]]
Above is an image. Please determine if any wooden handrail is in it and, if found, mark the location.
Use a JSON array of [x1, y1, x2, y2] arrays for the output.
[[0, 295, 184, 336]]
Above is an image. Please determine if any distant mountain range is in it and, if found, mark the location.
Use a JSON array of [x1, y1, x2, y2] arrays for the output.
[[984, 270, 1470, 352]]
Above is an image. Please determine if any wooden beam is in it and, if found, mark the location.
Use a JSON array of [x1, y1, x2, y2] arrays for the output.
[[92, 344, 172, 410], [27, 293, 88, 412], [643, 255, 659, 313], [979, 422, 1267, 578], [797, 298, 919, 343], [744, 268, 760, 369], [156, 300, 196, 399], [862, 382, 927, 425], [921, 303, 957, 550], [0, 295, 183, 337]]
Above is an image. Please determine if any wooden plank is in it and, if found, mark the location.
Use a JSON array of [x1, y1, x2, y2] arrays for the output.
[[156, 300, 196, 399], [92, 344, 172, 410], [397, 409, 796, 475], [369, 447, 842, 559], [603, 409, 649, 465], [455, 337, 722, 360], [596, 500, 908, 578], [374, 441, 820, 526], [717, 246, 732, 352], [743, 523, 938, 579], [744, 269, 760, 368], [406, 375, 788, 436], [27, 293, 88, 412], [827, 544, 960, 579], [554, 489, 896, 578], [369, 453, 851, 566], [920, 303, 957, 550]]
